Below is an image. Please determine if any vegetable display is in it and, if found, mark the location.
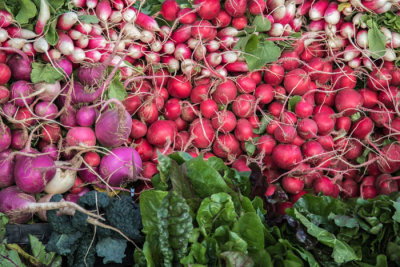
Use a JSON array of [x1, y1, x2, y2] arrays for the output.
[[0, 0, 399, 265]]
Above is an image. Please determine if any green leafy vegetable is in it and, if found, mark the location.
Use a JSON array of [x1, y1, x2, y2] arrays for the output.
[[107, 71, 128, 101], [244, 40, 281, 71], [31, 63, 64, 84], [45, 19, 59, 46], [368, 24, 386, 59], [15, 0, 37, 24], [253, 15, 271, 32], [78, 15, 99, 24], [288, 96, 302, 112], [96, 238, 127, 264]]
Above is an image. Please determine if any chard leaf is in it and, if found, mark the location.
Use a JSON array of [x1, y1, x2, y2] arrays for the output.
[[219, 251, 254, 267], [0, 244, 26, 267], [234, 212, 264, 253], [29, 235, 61, 266], [31, 62, 64, 84], [139, 190, 168, 234]]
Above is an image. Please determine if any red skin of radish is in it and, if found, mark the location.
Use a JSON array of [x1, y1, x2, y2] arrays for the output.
[[211, 110, 237, 133], [161, 0, 180, 21], [313, 105, 335, 116], [213, 134, 241, 159], [314, 177, 339, 197], [272, 144, 303, 170], [341, 179, 359, 198], [237, 76, 256, 93], [264, 64, 285, 86], [377, 144, 400, 173], [134, 138, 154, 162], [249, 71, 262, 85], [367, 68, 392, 91], [139, 102, 158, 124], [232, 156, 251, 172], [194, 0, 220, 20], [191, 84, 209, 103], [366, 154, 380, 177], [130, 119, 147, 139], [335, 89, 364, 116], [284, 69, 311, 95], [232, 94, 256, 118], [274, 125, 296, 143], [254, 84, 274, 104], [0, 52, 6, 64], [369, 106, 394, 127], [295, 100, 313, 118], [391, 68, 400, 86], [84, 151, 101, 167], [332, 66, 356, 90], [314, 113, 335, 136], [303, 57, 324, 81], [302, 141, 325, 166], [232, 16, 247, 30], [0, 63, 11, 85], [315, 90, 336, 107], [181, 104, 198, 122], [335, 138, 363, 160], [378, 87, 399, 109], [123, 94, 141, 115], [281, 112, 297, 125], [224, 0, 246, 17], [212, 10, 231, 28], [268, 103, 284, 119], [41, 124, 61, 144], [234, 119, 253, 141], [175, 131, 190, 150], [0, 86, 8, 104], [351, 117, 374, 140], [178, 8, 197, 24], [15, 108, 35, 128], [280, 51, 300, 71], [292, 135, 306, 147], [266, 120, 279, 135], [212, 80, 237, 104], [175, 117, 188, 131], [10, 81, 34, 107], [359, 89, 378, 108], [376, 174, 398, 195], [248, 115, 260, 129], [66, 127, 96, 147], [362, 186, 377, 199], [335, 117, 351, 132], [11, 130, 28, 150], [141, 162, 158, 179], [291, 190, 307, 203], [147, 120, 176, 148], [297, 118, 318, 140], [167, 75, 192, 99], [248, 0, 266, 14], [200, 99, 218, 119], [256, 135, 276, 156], [171, 25, 192, 43], [191, 20, 214, 40], [0, 125, 11, 152], [190, 118, 215, 148], [277, 202, 293, 215], [282, 176, 304, 194], [164, 98, 181, 120], [391, 118, 400, 142]]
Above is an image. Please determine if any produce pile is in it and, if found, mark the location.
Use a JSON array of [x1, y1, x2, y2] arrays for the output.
[[0, 0, 399, 265]]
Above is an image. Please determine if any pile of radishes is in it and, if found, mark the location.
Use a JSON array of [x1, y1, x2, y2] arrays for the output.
[[0, 0, 400, 222]]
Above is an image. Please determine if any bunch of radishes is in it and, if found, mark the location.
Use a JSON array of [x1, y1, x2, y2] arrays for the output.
[[0, 0, 400, 223]]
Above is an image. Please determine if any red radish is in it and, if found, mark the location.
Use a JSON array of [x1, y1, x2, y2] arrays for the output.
[[130, 119, 147, 139], [359, 89, 378, 108], [237, 76, 256, 93], [141, 162, 158, 179], [378, 87, 399, 109], [167, 75, 192, 99], [189, 118, 215, 148], [232, 16, 247, 30], [313, 113, 335, 135], [0, 63, 11, 85], [232, 156, 251, 172], [281, 112, 297, 125], [291, 190, 307, 202], [254, 84, 274, 104], [134, 138, 154, 162], [181, 104, 198, 122], [314, 176, 338, 197], [178, 8, 197, 24], [284, 69, 311, 95], [272, 144, 303, 170], [164, 98, 181, 120], [280, 51, 300, 71], [369, 106, 394, 127], [302, 140, 325, 165], [212, 80, 237, 104], [147, 120, 176, 148], [377, 144, 400, 174], [212, 10, 231, 28], [295, 100, 313, 118], [335, 117, 351, 132], [332, 66, 356, 90], [131, 8, 160, 32], [211, 110, 237, 133], [213, 134, 241, 159], [248, 0, 266, 14], [376, 174, 398, 195], [191, 20, 215, 40], [224, 0, 246, 17], [234, 119, 253, 141], [274, 125, 297, 143], [335, 89, 364, 116], [175, 131, 190, 150], [123, 94, 141, 115], [194, 0, 221, 20], [66, 127, 96, 147], [282, 176, 304, 194], [351, 117, 374, 140], [264, 64, 285, 85], [175, 117, 188, 131], [200, 99, 218, 119], [232, 94, 256, 118], [225, 62, 249, 72], [297, 119, 318, 139], [190, 85, 209, 103], [256, 135, 276, 156], [335, 138, 363, 160], [161, 0, 180, 21], [83, 151, 100, 167], [268, 102, 284, 118], [277, 202, 293, 215], [171, 25, 192, 43], [0, 86, 10, 104]]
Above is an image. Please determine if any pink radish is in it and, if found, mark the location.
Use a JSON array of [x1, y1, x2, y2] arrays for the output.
[[35, 0, 50, 34]]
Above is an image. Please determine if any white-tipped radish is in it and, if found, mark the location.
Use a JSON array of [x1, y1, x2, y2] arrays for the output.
[[150, 40, 162, 52], [384, 48, 396, 61], [67, 47, 86, 63], [391, 32, 400, 48], [206, 40, 220, 52], [268, 23, 284, 37], [309, 0, 329, 21], [140, 30, 155, 43], [56, 32, 75, 56], [356, 30, 368, 49], [381, 27, 392, 45], [22, 43, 36, 57], [290, 18, 302, 32], [96, 0, 112, 21], [72, 0, 86, 7], [145, 52, 161, 64], [6, 38, 27, 50], [272, 6, 287, 23], [162, 56, 180, 72], [217, 27, 239, 37], [57, 12, 79, 31], [187, 38, 200, 49], [348, 57, 361, 68], [7, 27, 37, 39], [207, 52, 222, 67], [352, 13, 366, 28], [110, 10, 122, 23], [362, 57, 373, 70], [128, 44, 146, 59], [75, 35, 89, 49], [342, 6, 353, 16], [0, 28, 8, 42], [122, 8, 137, 23], [162, 40, 175, 54], [309, 20, 325, 31], [33, 37, 49, 53], [85, 50, 102, 62], [174, 44, 191, 60], [35, 0, 51, 34], [340, 22, 355, 38], [324, 2, 340, 25], [123, 23, 141, 40], [325, 24, 337, 38], [374, 2, 392, 13], [221, 51, 238, 64], [181, 59, 196, 75], [86, 0, 98, 9], [68, 29, 83, 40], [75, 23, 92, 34], [343, 45, 360, 61]]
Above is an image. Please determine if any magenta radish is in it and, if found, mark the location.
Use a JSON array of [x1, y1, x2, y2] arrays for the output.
[[297, 118, 318, 139], [34, 102, 59, 120], [212, 134, 241, 159], [232, 94, 256, 118], [335, 117, 351, 132], [10, 81, 34, 107], [0, 151, 14, 188], [314, 177, 338, 197], [274, 124, 297, 143], [234, 119, 253, 141], [211, 110, 237, 133], [335, 89, 364, 116], [224, 0, 246, 17], [66, 127, 96, 147], [295, 100, 313, 118], [161, 0, 180, 21], [147, 120, 176, 148], [309, 0, 329, 21], [190, 118, 215, 148], [57, 12, 79, 31], [377, 144, 400, 173], [272, 144, 303, 170], [194, 0, 220, 20], [0, 186, 36, 223], [99, 147, 142, 186], [200, 99, 218, 119], [282, 176, 304, 194], [7, 54, 32, 81], [284, 69, 311, 95]]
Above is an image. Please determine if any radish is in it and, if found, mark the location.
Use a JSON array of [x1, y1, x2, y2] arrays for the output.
[[44, 158, 82, 194], [211, 110, 237, 133], [76, 106, 97, 127], [200, 99, 218, 119], [35, 0, 50, 34], [167, 75, 192, 99], [272, 144, 303, 170], [224, 0, 246, 17], [66, 127, 96, 147], [190, 118, 215, 148], [10, 81, 34, 107], [7, 54, 32, 81], [376, 174, 398, 195], [212, 10, 231, 28], [34, 101, 58, 120], [367, 68, 392, 91], [284, 69, 311, 95], [175, 131, 190, 150], [351, 117, 374, 140], [147, 120, 176, 148], [359, 89, 378, 108], [0, 186, 36, 223], [212, 80, 237, 104], [212, 134, 241, 159], [194, 0, 220, 20], [282, 176, 304, 194], [297, 118, 318, 139], [377, 144, 400, 174], [295, 100, 313, 118], [96, 0, 112, 21], [178, 8, 197, 24], [309, 0, 329, 21], [58, 12, 79, 31], [274, 124, 297, 143], [335, 89, 364, 116], [232, 94, 256, 118], [314, 177, 339, 197], [324, 2, 340, 25], [234, 119, 253, 141], [164, 98, 181, 120]]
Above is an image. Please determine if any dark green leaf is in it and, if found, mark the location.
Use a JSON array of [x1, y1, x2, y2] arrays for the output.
[[15, 0, 37, 24], [234, 212, 264, 252], [206, 156, 229, 172], [184, 156, 232, 198], [78, 15, 99, 24], [244, 34, 259, 52], [328, 213, 359, 228], [170, 160, 195, 200], [45, 18, 59, 46], [0, 213, 8, 240], [168, 152, 193, 164], [368, 25, 386, 59], [96, 238, 127, 264], [288, 96, 302, 112], [47, 0, 65, 10], [139, 190, 168, 234], [31, 62, 64, 84], [219, 251, 254, 267], [253, 15, 271, 32], [244, 40, 281, 71], [157, 152, 172, 183], [29, 235, 60, 265], [245, 141, 256, 157]]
